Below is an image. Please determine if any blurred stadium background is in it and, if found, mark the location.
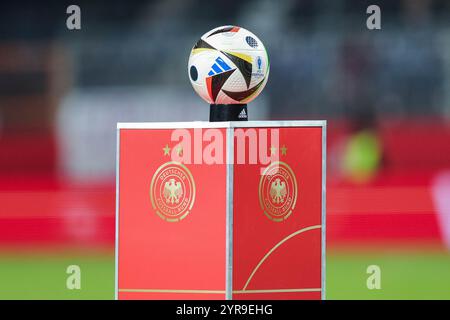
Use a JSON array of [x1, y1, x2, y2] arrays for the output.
[[1, 0, 450, 299]]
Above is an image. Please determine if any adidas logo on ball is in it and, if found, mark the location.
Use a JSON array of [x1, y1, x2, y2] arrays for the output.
[[208, 57, 232, 76]]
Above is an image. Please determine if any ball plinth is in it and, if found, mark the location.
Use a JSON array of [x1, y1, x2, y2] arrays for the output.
[[209, 104, 248, 122]]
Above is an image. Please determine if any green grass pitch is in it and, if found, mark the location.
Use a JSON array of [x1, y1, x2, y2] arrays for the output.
[[0, 249, 449, 299]]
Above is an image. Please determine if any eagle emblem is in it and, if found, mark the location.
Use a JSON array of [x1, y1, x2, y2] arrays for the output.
[[150, 162, 195, 222], [259, 161, 298, 222], [163, 178, 183, 204], [270, 178, 287, 204]]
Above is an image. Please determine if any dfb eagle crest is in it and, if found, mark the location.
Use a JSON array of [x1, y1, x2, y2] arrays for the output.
[[270, 178, 287, 204], [259, 162, 298, 222], [150, 162, 195, 222], [164, 178, 183, 204]]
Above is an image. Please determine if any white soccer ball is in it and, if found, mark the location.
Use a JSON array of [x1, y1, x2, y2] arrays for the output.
[[188, 26, 269, 105]]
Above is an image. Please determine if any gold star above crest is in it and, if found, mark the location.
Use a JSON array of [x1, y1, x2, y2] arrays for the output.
[[281, 145, 287, 156], [163, 144, 171, 156], [270, 146, 277, 156]]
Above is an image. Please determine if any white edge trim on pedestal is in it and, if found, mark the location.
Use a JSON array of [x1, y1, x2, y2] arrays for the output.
[[117, 120, 327, 129], [115, 128, 120, 300], [225, 127, 234, 300], [321, 121, 327, 300]]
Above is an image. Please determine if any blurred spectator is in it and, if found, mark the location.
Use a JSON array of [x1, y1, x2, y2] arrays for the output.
[[341, 108, 382, 184]]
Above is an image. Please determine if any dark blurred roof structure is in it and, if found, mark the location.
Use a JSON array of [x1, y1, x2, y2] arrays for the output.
[[0, 0, 449, 120]]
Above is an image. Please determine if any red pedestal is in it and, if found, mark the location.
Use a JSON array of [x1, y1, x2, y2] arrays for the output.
[[116, 121, 326, 300]]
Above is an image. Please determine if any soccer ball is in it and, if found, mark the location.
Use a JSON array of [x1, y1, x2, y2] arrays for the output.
[[188, 26, 269, 105]]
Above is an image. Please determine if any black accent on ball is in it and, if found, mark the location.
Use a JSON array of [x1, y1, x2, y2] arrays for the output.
[[207, 26, 235, 38], [209, 104, 248, 122], [193, 39, 215, 50], [221, 77, 265, 102], [221, 51, 252, 89], [190, 66, 198, 81], [209, 69, 235, 102]]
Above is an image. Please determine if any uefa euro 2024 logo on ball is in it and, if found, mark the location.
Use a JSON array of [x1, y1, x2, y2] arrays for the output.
[[188, 26, 269, 121]]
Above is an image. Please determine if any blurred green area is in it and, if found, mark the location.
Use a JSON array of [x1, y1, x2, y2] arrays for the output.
[[0, 250, 114, 300], [342, 130, 382, 183], [327, 249, 450, 300], [1, 249, 450, 299]]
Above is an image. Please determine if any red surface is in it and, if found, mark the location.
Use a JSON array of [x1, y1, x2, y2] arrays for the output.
[[0, 132, 57, 175], [118, 292, 225, 300], [118, 129, 227, 299], [233, 291, 321, 300], [0, 181, 114, 246], [328, 212, 440, 244], [326, 118, 450, 171], [0, 119, 448, 249], [0, 216, 114, 246], [379, 119, 450, 170], [232, 127, 323, 299], [327, 177, 443, 246], [0, 172, 441, 248]]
